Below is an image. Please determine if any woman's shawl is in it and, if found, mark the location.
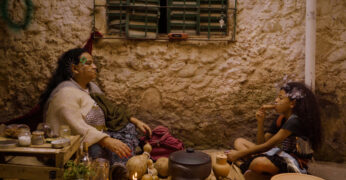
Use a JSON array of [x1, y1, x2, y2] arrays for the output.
[[90, 93, 130, 132]]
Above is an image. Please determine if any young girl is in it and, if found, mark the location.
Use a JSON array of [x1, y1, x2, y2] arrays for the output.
[[227, 82, 322, 178]]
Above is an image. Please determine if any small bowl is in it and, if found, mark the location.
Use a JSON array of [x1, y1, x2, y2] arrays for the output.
[[51, 138, 71, 149]]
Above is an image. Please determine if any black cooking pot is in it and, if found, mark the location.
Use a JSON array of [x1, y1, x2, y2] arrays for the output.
[[169, 148, 211, 180]]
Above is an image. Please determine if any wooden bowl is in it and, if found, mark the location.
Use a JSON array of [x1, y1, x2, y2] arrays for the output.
[[271, 173, 325, 180]]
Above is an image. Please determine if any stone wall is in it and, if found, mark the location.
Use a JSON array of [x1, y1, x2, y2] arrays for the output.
[[314, 0, 346, 162], [0, 0, 345, 161]]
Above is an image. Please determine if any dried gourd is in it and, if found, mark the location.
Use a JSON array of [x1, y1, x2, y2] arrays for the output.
[[147, 159, 158, 176], [154, 157, 169, 177], [141, 174, 153, 180], [126, 143, 152, 179]]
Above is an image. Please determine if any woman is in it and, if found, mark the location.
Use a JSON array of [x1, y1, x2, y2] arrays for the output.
[[227, 82, 322, 179], [41, 48, 152, 165]]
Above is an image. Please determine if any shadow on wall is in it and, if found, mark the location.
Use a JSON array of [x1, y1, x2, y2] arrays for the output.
[[315, 95, 345, 162]]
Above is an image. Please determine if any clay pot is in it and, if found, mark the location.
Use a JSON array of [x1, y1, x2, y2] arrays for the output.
[[212, 154, 231, 179], [169, 148, 211, 180]]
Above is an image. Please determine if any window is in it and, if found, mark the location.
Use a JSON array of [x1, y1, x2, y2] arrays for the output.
[[94, 0, 237, 41]]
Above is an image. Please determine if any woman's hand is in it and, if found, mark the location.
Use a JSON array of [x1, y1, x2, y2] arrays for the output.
[[226, 150, 242, 162], [130, 117, 152, 138], [99, 137, 132, 158]]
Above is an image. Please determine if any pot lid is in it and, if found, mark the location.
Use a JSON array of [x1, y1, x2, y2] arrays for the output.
[[169, 148, 211, 165]]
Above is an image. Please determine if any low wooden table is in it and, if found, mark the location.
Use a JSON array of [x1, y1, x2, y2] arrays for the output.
[[0, 135, 81, 179]]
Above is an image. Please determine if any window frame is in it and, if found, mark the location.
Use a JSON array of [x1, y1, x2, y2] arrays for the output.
[[93, 0, 237, 41]]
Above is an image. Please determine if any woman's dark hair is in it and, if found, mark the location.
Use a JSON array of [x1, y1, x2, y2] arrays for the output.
[[281, 82, 322, 151], [39, 48, 87, 105]]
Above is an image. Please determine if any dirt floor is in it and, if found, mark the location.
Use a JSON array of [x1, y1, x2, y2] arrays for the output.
[[201, 149, 346, 180], [307, 161, 346, 180]]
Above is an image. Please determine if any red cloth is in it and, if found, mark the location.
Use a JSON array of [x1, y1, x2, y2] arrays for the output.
[[83, 31, 103, 55], [140, 125, 184, 161], [5, 104, 43, 131]]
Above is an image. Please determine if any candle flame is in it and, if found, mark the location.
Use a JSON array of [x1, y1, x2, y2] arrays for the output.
[[132, 172, 138, 180]]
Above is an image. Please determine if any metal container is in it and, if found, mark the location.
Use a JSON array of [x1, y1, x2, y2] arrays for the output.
[[169, 148, 211, 180]]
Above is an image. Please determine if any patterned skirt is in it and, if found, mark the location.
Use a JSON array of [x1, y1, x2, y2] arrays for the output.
[[88, 123, 139, 165]]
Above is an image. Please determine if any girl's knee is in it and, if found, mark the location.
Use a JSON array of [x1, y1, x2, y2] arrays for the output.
[[234, 138, 253, 150], [234, 138, 246, 147], [249, 157, 279, 175]]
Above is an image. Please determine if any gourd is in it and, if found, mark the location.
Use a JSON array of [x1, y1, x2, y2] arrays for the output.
[[143, 142, 152, 153], [141, 174, 153, 180], [154, 157, 169, 177], [126, 143, 152, 179], [147, 159, 158, 176]]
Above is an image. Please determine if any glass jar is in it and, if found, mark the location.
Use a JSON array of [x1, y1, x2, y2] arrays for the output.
[[59, 125, 71, 138], [36, 123, 53, 138], [90, 158, 109, 180], [31, 131, 45, 145], [18, 129, 31, 147]]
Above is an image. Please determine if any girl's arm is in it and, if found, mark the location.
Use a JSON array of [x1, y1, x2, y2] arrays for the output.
[[228, 129, 292, 161], [256, 118, 265, 144], [256, 108, 265, 144], [264, 132, 274, 142]]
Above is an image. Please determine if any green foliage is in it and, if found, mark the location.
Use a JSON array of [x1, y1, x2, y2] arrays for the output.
[[63, 160, 93, 180]]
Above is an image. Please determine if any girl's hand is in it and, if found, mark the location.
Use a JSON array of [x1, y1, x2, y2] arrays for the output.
[[99, 137, 132, 158], [130, 117, 152, 138], [256, 108, 266, 123], [226, 150, 242, 162]]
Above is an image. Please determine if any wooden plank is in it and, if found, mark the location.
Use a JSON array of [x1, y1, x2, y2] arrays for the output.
[[0, 164, 63, 179], [55, 135, 80, 168], [56, 151, 65, 168], [30, 143, 52, 148], [0, 147, 59, 154], [61, 136, 81, 168]]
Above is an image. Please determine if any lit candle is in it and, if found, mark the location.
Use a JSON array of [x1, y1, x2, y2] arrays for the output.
[[132, 172, 138, 180]]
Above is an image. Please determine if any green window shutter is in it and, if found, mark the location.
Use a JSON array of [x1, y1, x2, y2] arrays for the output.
[[126, 0, 160, 39], [167, 0, 228, 39], [107, 0, 160, 39], [167, 0, 200, 35], [107, 0, 127, 36], [199, 0, 228, 38]]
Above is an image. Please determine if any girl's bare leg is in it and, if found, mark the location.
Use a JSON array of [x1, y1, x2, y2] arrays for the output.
[[248, 156, 279, 175], [234, 138, 256, 151]]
